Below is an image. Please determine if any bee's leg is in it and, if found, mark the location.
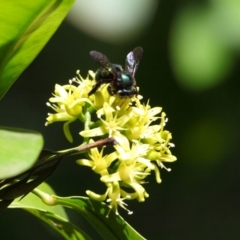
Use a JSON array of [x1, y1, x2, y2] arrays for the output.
[[107, 85, 117, 96], [88, 81, 104, 96], [117, 87, 137, 98]]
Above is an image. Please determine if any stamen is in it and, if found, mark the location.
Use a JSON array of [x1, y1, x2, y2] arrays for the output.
[[159, 161, 171, 172]]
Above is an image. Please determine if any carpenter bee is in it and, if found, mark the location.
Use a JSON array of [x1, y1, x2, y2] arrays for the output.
[[88, 47, 143, 98]]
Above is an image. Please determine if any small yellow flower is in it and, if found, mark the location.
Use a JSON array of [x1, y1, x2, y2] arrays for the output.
[[76, 140, 117, 176], [86, 181, 133, 216], [123, 102, 160, 137], [106, 181, 133, 216], [145, 112, 177, 165], [46, 71, 94, 142], [102, 141, 160, 197], [80, 102, 134, 141]]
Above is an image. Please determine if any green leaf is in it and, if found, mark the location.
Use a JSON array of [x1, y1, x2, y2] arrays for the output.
[[0, 0, 75, 99], [14, 182, 67, 219], [14, 209, 91, 240], [9, 183, 90, 240], [0, 127, 43, 179], [54, 196, 146, 240]]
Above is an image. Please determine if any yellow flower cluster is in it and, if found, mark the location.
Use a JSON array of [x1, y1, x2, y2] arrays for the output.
[[46, 70, 176, 216]]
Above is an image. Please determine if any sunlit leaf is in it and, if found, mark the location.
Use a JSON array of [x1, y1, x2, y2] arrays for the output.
[[9, 183, 90, 240], [0, 127, 43, 179], [0, 0, 75, 99], [13, 182, 67, 218], [54, 196, 146, 240]]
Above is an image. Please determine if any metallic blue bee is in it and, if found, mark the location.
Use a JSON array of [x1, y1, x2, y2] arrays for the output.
[[88, 47, 143, 98]]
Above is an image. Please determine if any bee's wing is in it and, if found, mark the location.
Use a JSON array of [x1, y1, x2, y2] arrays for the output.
[[125, 47, 143, 76], [90, 51, 110, 67]]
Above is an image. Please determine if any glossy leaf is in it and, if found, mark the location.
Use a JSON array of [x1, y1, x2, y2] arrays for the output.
[[9, 183, 90, 240], [54, 196, 146, 240], [0, 0, 75, 99], [13, 182, 67, 218], [0, 127, 43, 179]]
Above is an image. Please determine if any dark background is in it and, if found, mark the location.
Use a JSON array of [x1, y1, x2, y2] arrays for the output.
[[1, 1, 240, 239]]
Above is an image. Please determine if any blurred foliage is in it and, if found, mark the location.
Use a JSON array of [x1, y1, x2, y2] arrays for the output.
[[170, 0, 240, 91], [180, 117, 233, 167], [211, 0, 240, 49], [170, 5, 233, 91]]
